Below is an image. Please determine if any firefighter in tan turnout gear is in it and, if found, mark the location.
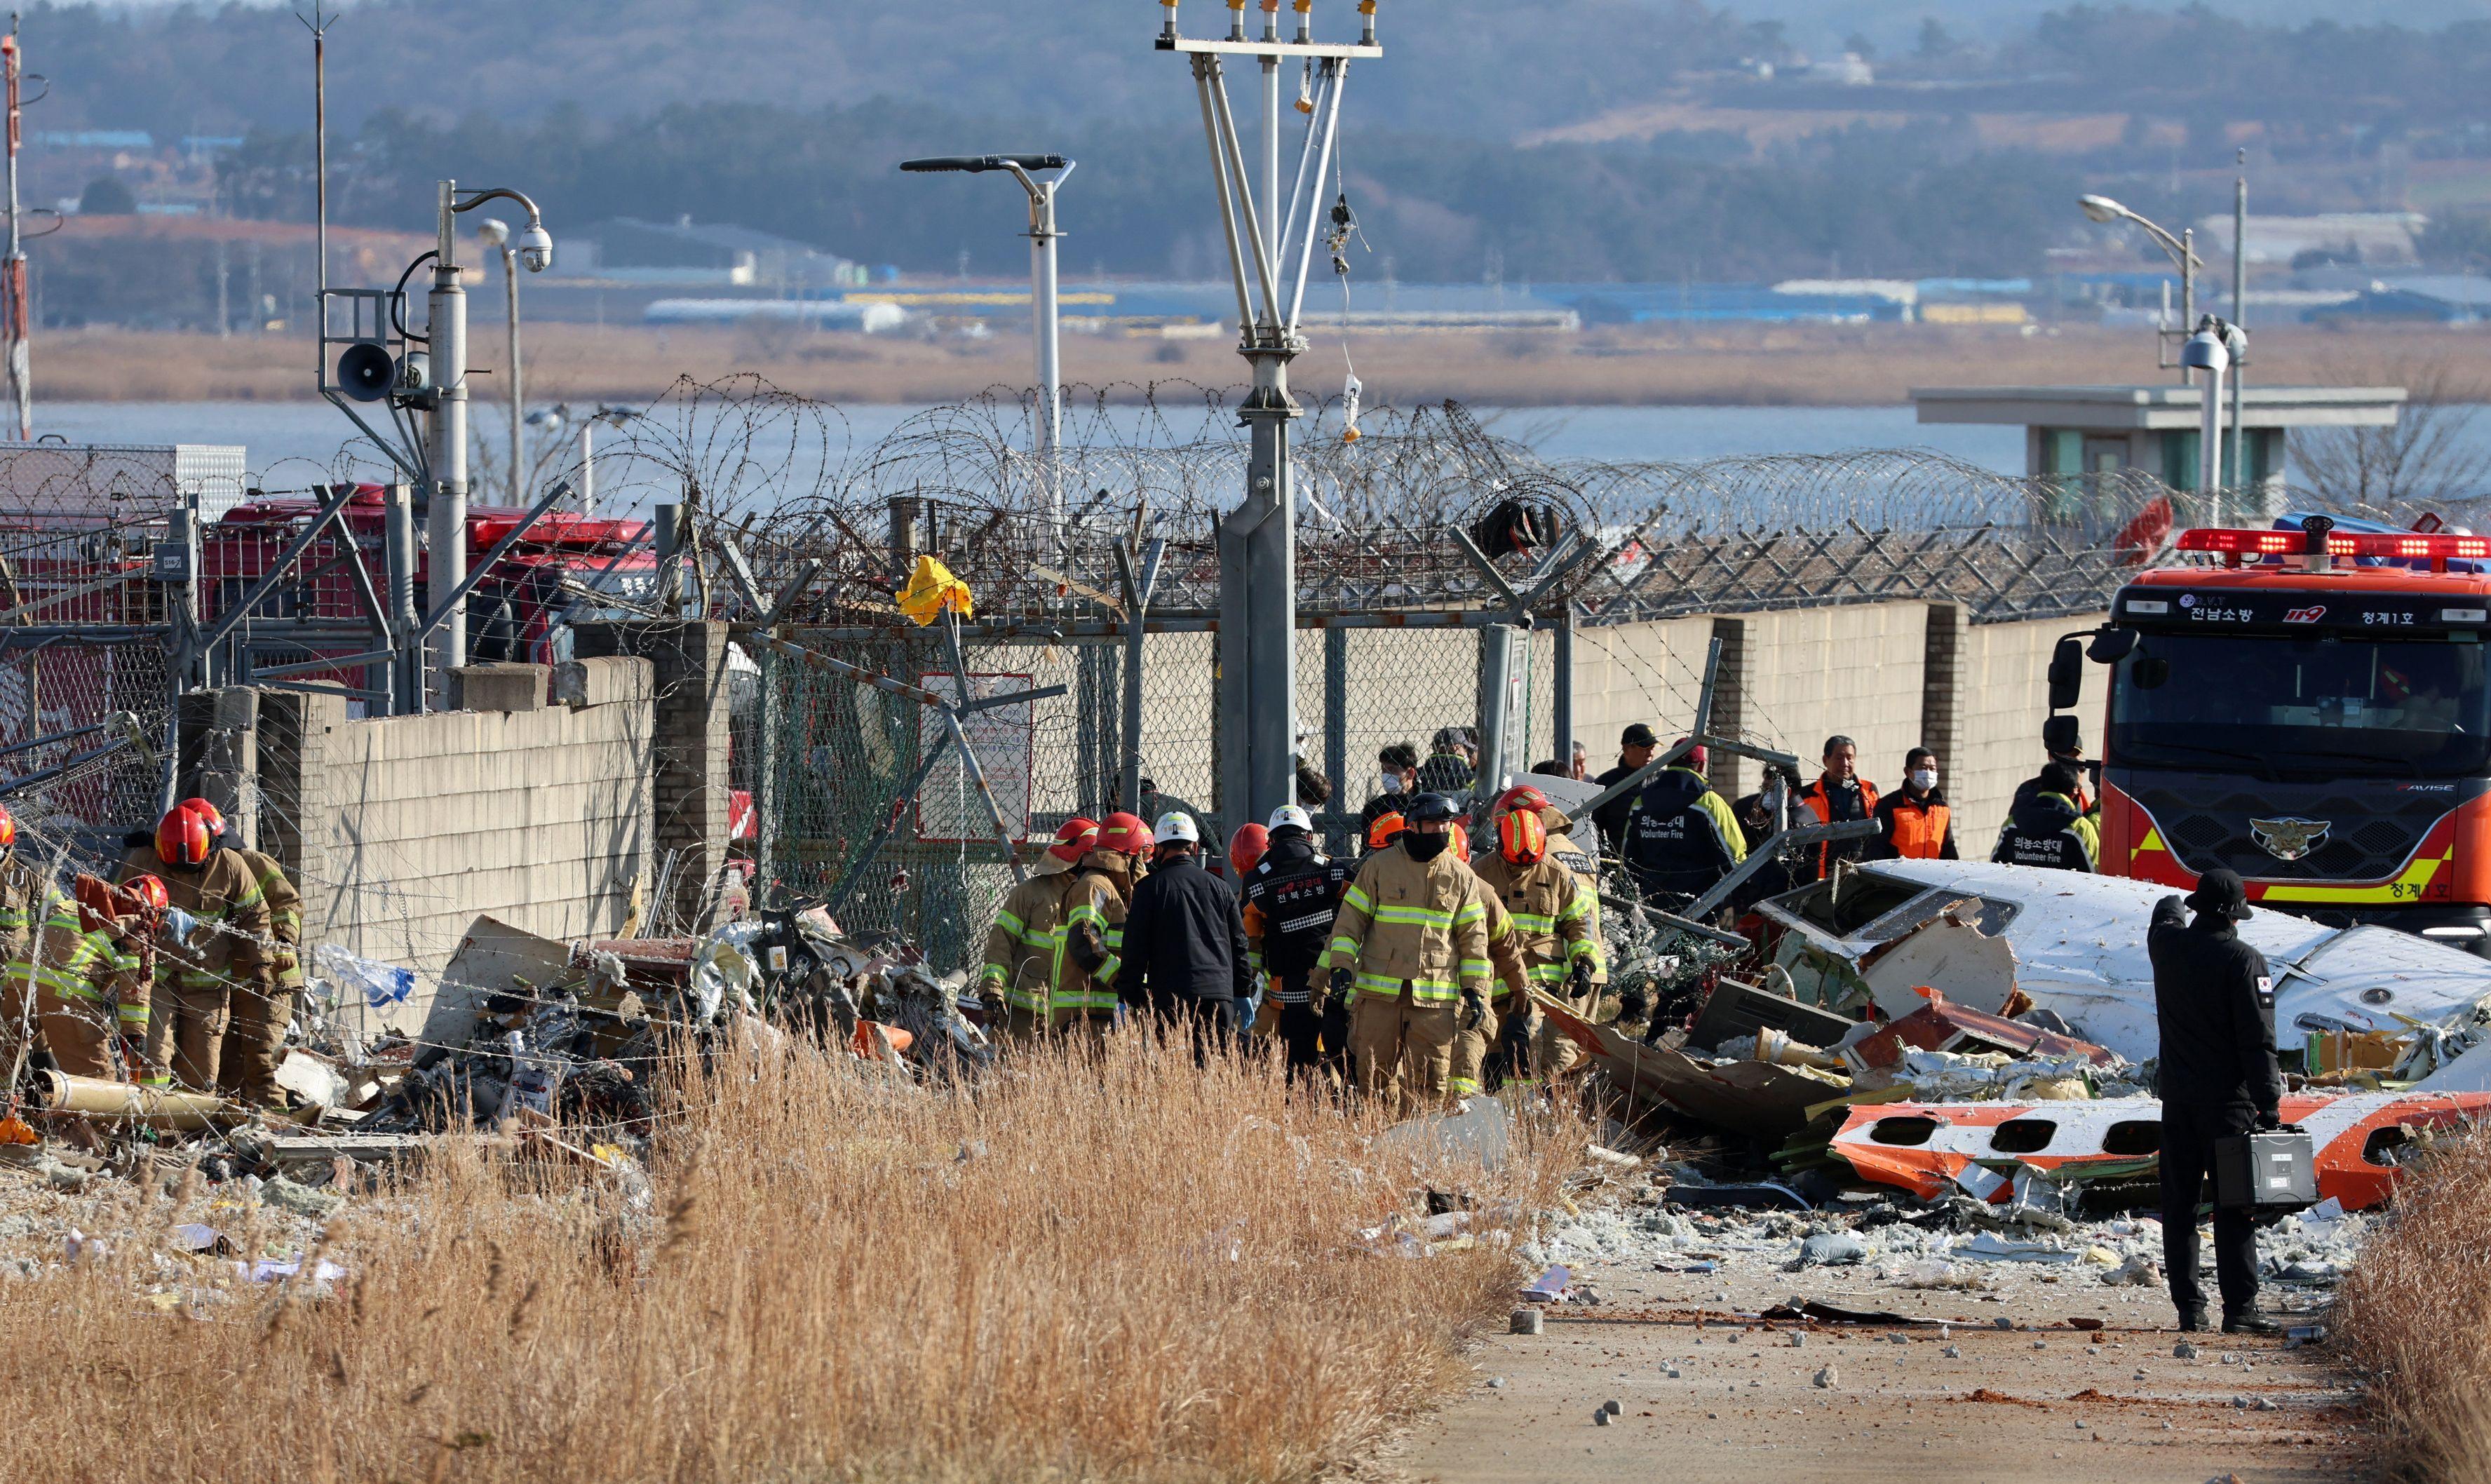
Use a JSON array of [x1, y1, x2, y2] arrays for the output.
[[177, 800, 307, 1107], [1318, 792, 1494, 1110], [1466, 802, 1602, 1090], [977, 818, 1103, 1042], [0, 873, 168, 1086], [0, 806, 44, 971], [121, 803, 269, 1095]]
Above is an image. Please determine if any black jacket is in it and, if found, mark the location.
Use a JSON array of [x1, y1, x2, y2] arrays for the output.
[[1415, 750, 1476, 796], [1119, 852, 1253, 1006], [1591, 760, 1643, 852], [1619, 767, 1743, 900], [1867, 788, 1960, 861], [1240, 834, 1353, 990], [2147, 897, 2283, 1117], [1992, 790, 2097, 872]]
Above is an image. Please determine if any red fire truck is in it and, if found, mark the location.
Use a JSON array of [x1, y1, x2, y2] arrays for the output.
[[2074, 515, 2491, 955], [203, 485, 653, 670]]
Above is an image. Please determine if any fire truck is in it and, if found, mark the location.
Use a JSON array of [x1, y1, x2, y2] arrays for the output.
[[2067, 514, 2491, 955]]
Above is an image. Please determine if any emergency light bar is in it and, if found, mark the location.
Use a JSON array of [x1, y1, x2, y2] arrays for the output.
[[2178, 527, 2491, 565]]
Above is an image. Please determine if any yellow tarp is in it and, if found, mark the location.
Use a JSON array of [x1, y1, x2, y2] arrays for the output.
[[896, 555, 973, 626]]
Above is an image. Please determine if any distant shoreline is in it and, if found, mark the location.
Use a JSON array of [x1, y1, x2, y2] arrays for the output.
[[24, 321, 2469, 407]]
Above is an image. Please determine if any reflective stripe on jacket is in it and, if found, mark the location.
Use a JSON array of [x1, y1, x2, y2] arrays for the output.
[[1050, 869, 1128, 1016], [1317, 840, 1493, 1005], [4, 894, 143, 1026], [1469, 849, 1602, 991], [980, 859, 1081, 1014], [120, 846, 267, 990]]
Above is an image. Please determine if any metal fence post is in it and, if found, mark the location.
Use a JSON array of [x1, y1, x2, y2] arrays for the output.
[[1323, 621, 1348, 853], [1476, 623, 1515, 802], [1552, 600, 1575, 775]]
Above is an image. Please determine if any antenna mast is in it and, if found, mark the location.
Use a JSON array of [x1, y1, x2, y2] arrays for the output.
[[299, 10, 337, 302]]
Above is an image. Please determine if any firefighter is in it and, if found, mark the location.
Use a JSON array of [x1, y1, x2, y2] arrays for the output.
[[2147, 869, 2283, 1335], [1800, 734, 1878, 879], [124, 804, 268, 1094], [1619, 743, 1747, 908], [1053, 811, 1154, 1038], [1487, 783, 1614, 1077], [1468, 808, 1600, 1092], [0, 805, 42, 969], [1227, 823, 1269, 881], [1238, 804, 1353, 1074], [1447, 821, 1530, 1096], [976, 818, 1100, 1042], [1991, 762, 2098, 872], [1318, 792, 1494, 1112], [1356, 744, 1420, 856], [0, 874, 166, 1086], [1868, 748, 1959, 861], [178, 800, 308, 1107]]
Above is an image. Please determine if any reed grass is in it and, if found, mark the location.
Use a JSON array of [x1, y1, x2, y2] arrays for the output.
[[2335, 1121, 2491, 1484], [0, 1027, 1572, 1484]]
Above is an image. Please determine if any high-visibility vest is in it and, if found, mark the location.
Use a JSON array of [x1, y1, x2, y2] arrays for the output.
[[1884, 795, 1950, 860], [1801, 778, 1879, 879]]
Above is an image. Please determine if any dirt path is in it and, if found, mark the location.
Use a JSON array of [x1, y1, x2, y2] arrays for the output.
[[1384, 1249, 2364, 1484]]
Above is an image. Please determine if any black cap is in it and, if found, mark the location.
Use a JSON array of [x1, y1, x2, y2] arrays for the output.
[[1404, 791, 1462, 825], [2186, 868, 2253, 922], [1621, 723, 1659, 748]]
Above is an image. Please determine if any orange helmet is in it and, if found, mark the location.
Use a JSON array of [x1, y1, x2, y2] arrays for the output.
[[1495, 783, 1549, 818], [155, 804, 213, 867], [1499, 808, 1548, 865], [1448, 822, 1471, 861], [178, 797, 227, 838], [123, 874, 170, 915], [1048, 816, 1101, 864], [1367, 810, 1406, 850], [1228, 823, 1269, 878], [1098, 811, 1153, 857], [0, 802, 15, 854]]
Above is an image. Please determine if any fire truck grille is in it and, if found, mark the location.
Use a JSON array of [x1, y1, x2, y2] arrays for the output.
[[2131, 785, 2457, 883]]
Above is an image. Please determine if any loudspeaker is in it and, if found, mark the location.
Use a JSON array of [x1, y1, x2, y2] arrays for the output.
[[335, 341, 396, 403]]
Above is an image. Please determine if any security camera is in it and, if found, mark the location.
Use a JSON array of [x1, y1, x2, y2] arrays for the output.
[[515, 223, 554, 273], [475, 217, 511, 248]]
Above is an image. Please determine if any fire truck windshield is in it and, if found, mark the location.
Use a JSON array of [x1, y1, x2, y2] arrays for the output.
[[2111, 630, 2491, 778]]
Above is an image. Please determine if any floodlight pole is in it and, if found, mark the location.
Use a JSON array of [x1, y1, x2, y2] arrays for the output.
[[2231, 149, 2248, 497], [1162, 0, 1378, 830], [2, 20, 31, 443]]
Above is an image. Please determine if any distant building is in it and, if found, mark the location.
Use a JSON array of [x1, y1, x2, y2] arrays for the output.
[[2193, 213, 2428, 269], [2302, 275, 2491, 325], [568, 217, 863, 290]]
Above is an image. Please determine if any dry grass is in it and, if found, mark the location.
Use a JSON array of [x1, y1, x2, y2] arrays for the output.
[[0, 1029, 1572, 1484], [34, 320, 2442, 408], [2335, 1121, 2491, 1484]]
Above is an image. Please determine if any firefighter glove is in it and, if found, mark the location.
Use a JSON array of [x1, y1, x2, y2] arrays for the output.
[[1328, 966, 1355, 1004], [1567, 959, 1594, 997], [1459, 988, 1487, 1032]]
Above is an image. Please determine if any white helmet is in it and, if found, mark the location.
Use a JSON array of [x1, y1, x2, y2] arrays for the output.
[[1152, 811, 1199, 846], [1267, 804, 1313, 835]]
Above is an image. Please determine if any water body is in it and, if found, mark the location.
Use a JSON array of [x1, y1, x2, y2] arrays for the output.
[[22, 400, 2028, 491]]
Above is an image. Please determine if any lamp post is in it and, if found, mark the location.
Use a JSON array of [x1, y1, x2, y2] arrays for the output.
[[2182, 323, 2230, 524], [426, 180, 552, 687], [477, 217, 523, 508], [525, 402, 635, 518], [898, 153, 1074, 527], [2079, 194, 2201, 386]]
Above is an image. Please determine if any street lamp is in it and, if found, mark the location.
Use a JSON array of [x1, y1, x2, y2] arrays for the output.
[[898, 154, 1074, 514], [428, 180, 552, 684], [2079, 194, 2203, 385], [476, 217, 525, 509], [525, 402, 635, 518], [2181, 323, 2231, 522]]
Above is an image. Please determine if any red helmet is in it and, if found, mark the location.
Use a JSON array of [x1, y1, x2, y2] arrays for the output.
[[1496, 784, 1549, 818], [178, 797, 228, 838], [123, 874, 170, 914], [0, 802, 15, 854], [1048, 816, 1101, 865], [1367, 811, 1406, 850], [1499, 808, 1548, 865], [1228, 823, 1269, 878], [155, 804, 213, 867], [1098, 811, 1153, 857]]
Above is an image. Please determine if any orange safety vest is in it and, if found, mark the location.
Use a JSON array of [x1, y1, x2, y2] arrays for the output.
[[1801, 777, 1879, 879], [1884, 794, 1950, 860]]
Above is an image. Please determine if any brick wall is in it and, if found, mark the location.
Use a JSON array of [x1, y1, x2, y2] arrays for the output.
[[252, 654, 656, 983], [569, 621, 733, 932]]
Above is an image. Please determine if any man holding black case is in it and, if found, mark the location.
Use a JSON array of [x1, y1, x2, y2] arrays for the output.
[[2147, 868, 2284, 1335]]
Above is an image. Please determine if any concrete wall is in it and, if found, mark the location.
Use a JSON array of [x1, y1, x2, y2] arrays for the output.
[[1952, 609, 2109, 849], [569, 621, 734, 931], [1562, 601, 2078, 845], [254, 655, 657, 983]]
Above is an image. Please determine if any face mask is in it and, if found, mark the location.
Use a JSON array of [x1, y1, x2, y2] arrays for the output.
[[1403, 830, 1450, 863], [1910, 769, 1938, 792], [1381, 773, 1405, 795]]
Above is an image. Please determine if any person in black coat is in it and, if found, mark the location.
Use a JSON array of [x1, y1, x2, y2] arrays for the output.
[[2147, 868, 2285, 1335], [1119, 814, 1253, 1053]]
